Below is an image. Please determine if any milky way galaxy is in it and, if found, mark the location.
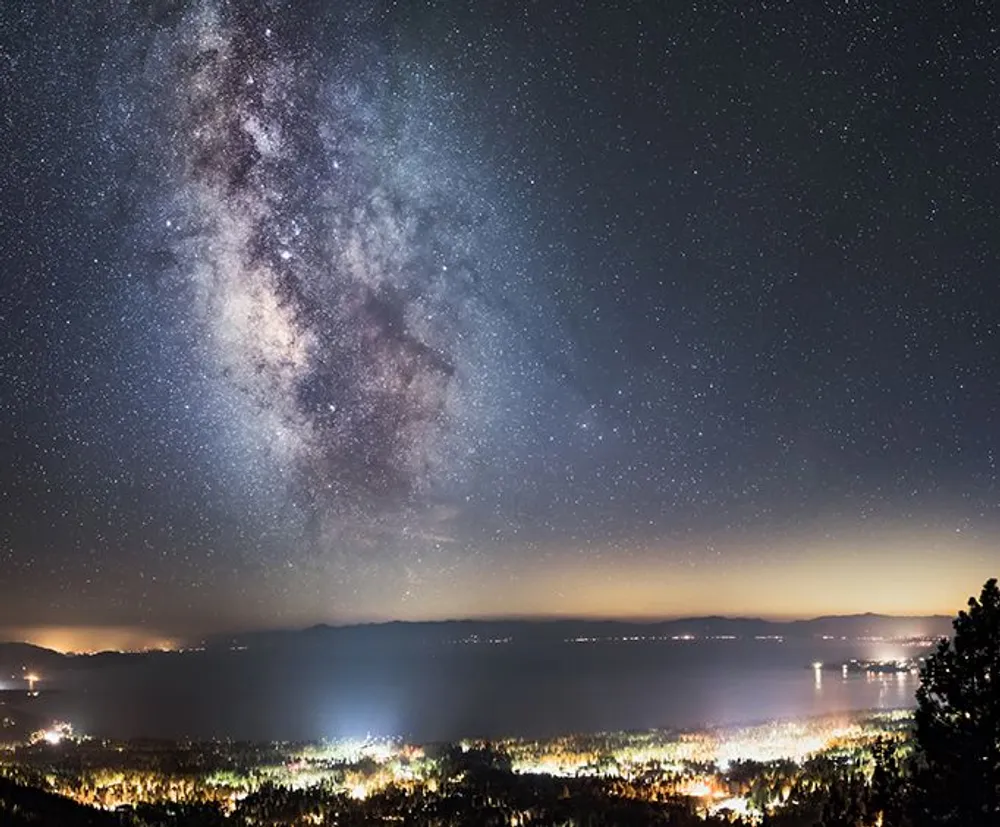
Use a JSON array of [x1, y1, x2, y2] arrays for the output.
[[165, 3, 511, 511]]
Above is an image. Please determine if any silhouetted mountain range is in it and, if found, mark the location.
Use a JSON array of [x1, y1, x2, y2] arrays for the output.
[[212, 613, 951, 650], [0, 642, 69, 675], [0, 614, 952, 673]]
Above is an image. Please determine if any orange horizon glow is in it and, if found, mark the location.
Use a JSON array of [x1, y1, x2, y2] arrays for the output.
[[1, 526, 992, 649], [0, 625, 181, 654], [314, 524, 995, 627]]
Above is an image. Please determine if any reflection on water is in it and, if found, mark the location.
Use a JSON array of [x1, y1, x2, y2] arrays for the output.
[[825, 668, 920, 710], [20, 640, 927, 742], [811, 659, 920, 708]]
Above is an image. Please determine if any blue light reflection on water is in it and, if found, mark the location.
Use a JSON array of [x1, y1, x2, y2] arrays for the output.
[[28, 639, 925, 742]]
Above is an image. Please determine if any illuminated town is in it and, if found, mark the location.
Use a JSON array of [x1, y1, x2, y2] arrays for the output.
[[0, 709, 913, 825]]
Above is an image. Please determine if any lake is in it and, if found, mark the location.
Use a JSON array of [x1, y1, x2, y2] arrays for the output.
[[24, 638, 924, 742]]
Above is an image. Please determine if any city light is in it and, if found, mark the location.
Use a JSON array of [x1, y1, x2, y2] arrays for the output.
[[0, 711, 913, 821], [28, 721, 74, 747]]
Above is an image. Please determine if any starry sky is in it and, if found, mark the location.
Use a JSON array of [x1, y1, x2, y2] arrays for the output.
[[1, 0, 998, 644]]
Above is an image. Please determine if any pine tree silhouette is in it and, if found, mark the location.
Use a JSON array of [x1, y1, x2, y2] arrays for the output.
[[912, 578, 1000, 825]]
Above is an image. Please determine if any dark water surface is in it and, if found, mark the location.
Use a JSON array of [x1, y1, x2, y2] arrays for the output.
[[28, 639, 923, 742]]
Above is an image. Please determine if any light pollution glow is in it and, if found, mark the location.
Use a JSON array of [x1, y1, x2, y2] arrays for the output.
[[0, 626, 181, 654], [512, 532, 994, 620], [54, 531, 1000, 647], [236, 524, 991, 626], [2, 529, 989, 650]]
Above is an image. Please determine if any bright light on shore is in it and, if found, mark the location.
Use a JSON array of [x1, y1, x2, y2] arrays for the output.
[[30, 721, 74, 747]]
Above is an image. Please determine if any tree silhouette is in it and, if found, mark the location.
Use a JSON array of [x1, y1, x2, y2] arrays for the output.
[[912, 577, 1000, 825], [870, 737, 907, 827]]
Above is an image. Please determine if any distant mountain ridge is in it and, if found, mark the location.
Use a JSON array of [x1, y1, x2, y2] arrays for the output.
[[207, 612, 953, 650], [0, 642, 69, 675], [0, 614, 953, 670]]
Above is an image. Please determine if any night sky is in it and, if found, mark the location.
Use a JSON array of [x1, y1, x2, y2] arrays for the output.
[[2, 1, 998, 646]]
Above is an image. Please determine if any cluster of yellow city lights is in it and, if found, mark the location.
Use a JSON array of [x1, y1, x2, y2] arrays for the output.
[[1, 712, 911, 820]]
